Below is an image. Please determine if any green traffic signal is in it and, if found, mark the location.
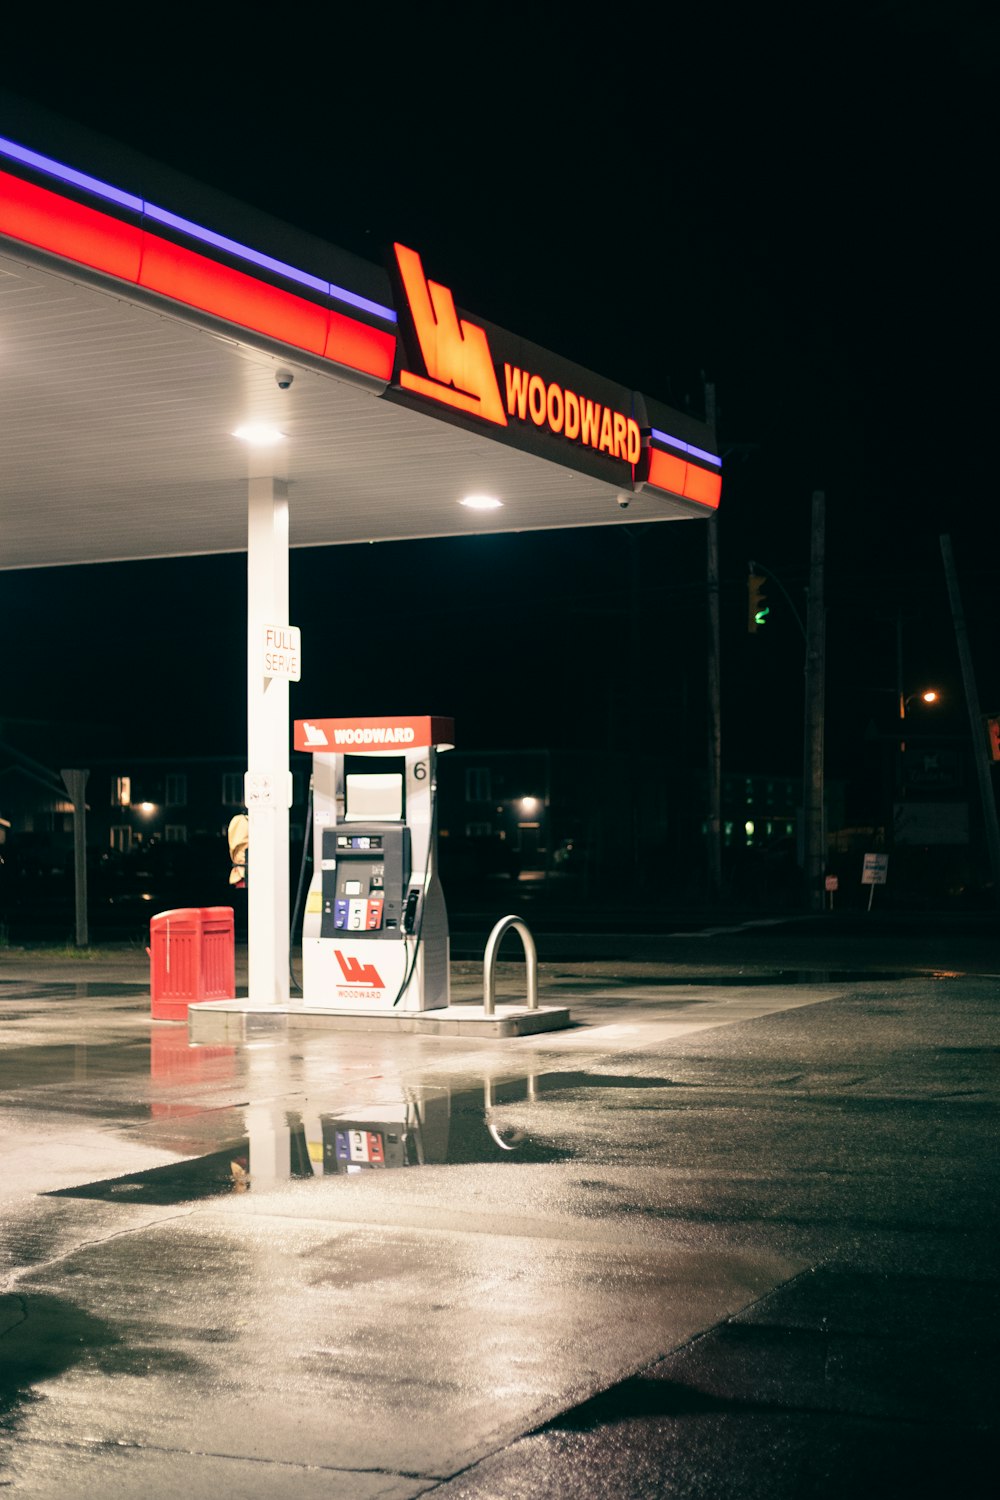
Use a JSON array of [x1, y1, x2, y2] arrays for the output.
[[747, 574, 768, 632]]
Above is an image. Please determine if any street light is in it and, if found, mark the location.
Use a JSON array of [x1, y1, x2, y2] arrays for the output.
[[897, 688, 941, 796], [899, 688, 940, 751], [901, 688, 940, 719]]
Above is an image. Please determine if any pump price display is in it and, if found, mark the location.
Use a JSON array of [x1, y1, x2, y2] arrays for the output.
[[337, 834, 383, 850]]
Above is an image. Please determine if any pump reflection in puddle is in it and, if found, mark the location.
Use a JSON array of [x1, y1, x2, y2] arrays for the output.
[[250, 1073, 547, 1185], [50, 1075, 567, 1205]]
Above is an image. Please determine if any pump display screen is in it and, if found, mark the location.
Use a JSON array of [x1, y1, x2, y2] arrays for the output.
[[337, 835, 383, 851]]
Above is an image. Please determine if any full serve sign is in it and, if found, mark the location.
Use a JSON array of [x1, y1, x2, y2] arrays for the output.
[[262, 623, 301, 682]]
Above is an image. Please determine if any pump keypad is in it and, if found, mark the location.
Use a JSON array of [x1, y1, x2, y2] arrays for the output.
[[320, 824, 410, 941]]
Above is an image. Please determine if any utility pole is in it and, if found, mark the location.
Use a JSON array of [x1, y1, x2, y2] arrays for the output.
[[0, 739, 90, 948], [939, 535, 1000, 904], [704, 380, 722, 902], [706, 513, 722, 900], [60, 769, 90, 948], [802, 491, 826, 912]]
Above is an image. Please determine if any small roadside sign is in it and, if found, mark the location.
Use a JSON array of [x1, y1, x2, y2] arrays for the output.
[[861, 852, 888, 912], [861, 853, 889, 885], [825, 875, 839, 892]]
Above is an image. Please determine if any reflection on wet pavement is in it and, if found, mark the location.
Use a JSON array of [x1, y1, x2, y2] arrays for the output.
[[546, 970, 936, 990], [0, 980, 149, 998], [51, 1072, 681, 1202], [2, 955, 996, 1496]]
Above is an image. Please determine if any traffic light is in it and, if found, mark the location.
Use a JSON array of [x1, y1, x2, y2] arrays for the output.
[[747, 573, 769, 632], [227, 813, 249, 887]]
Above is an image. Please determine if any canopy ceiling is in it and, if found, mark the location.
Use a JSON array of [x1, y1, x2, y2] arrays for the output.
[[0, 101, 719, 571]]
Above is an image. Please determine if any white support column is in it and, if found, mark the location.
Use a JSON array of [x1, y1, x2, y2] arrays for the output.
[[247, 476, 290, 1006]]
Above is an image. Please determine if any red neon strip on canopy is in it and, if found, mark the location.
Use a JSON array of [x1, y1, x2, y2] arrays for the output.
[[0, 166, 143, 280], [682, 463, 722, 508], [647, 447, 721, 510], [141, 235, 329, 356], [647, 448, 687, 495], [0, 168, 395, 383]]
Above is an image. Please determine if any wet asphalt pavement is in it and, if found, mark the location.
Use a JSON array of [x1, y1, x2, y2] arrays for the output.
[[0, 920, 998, 1497]]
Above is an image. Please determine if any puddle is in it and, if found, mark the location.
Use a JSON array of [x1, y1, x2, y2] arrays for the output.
[[46, 1070, 677, 1205], [547, 970, 933, 990], [0, 980, 149, 997], [49, 1145, 262, 1205], [0, 1037, 163, 1093]]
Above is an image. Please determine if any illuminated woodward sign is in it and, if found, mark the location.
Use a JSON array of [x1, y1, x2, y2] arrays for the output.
[[502, 364, 640, 463], [394, 243, 638, 463]]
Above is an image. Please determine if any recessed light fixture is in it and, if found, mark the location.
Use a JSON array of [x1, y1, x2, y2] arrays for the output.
[[233, 422, 285, 446], [460, 494, 503, 510]]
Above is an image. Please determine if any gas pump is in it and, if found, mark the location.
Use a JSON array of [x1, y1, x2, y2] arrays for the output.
[[293, 715, 454, 1011]]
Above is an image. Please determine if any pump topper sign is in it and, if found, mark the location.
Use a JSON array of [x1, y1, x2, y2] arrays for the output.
[[392, 243, 641, 468]]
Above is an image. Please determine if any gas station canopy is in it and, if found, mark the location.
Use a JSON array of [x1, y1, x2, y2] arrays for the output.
[[0, 98, 720, 572], [0, 96, 723, 1011]]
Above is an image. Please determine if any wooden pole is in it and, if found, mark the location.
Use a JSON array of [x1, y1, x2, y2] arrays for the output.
[[802, 491, 826, 912]]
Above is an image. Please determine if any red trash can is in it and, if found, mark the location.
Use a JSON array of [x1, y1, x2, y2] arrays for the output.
[[149, 906, 235, 1021], [199, 905, 236, 1000]]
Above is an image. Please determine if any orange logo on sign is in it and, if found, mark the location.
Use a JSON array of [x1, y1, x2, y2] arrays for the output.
[[394, 243, 507, 426]]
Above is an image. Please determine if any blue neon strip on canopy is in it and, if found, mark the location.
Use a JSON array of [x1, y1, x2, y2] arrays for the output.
[[144, 203, 330, 295], [0, 133, 143, 212], [0, 133, 397, 323], [651, 427, 721, 466]]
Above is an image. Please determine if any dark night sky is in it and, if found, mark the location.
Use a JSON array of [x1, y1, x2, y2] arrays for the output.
[[2, 7, 997, 813]]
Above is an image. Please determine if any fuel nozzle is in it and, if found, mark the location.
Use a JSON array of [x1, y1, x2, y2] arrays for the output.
[[402, 888, 420, 933]]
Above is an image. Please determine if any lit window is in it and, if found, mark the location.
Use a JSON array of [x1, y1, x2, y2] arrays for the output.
[[112, 775, 131, 807]]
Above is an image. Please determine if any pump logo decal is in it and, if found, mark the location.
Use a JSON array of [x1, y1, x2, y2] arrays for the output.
[[394, 243, 507, 426], [335, 951, 384, 988], [301, 721, 329, 746]]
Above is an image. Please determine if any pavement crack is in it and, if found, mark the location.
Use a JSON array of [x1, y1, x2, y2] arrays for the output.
[[0, 1293, 28, 1339], [0, 1433, 434, 1481], [0, 1208, 199, 1294]]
